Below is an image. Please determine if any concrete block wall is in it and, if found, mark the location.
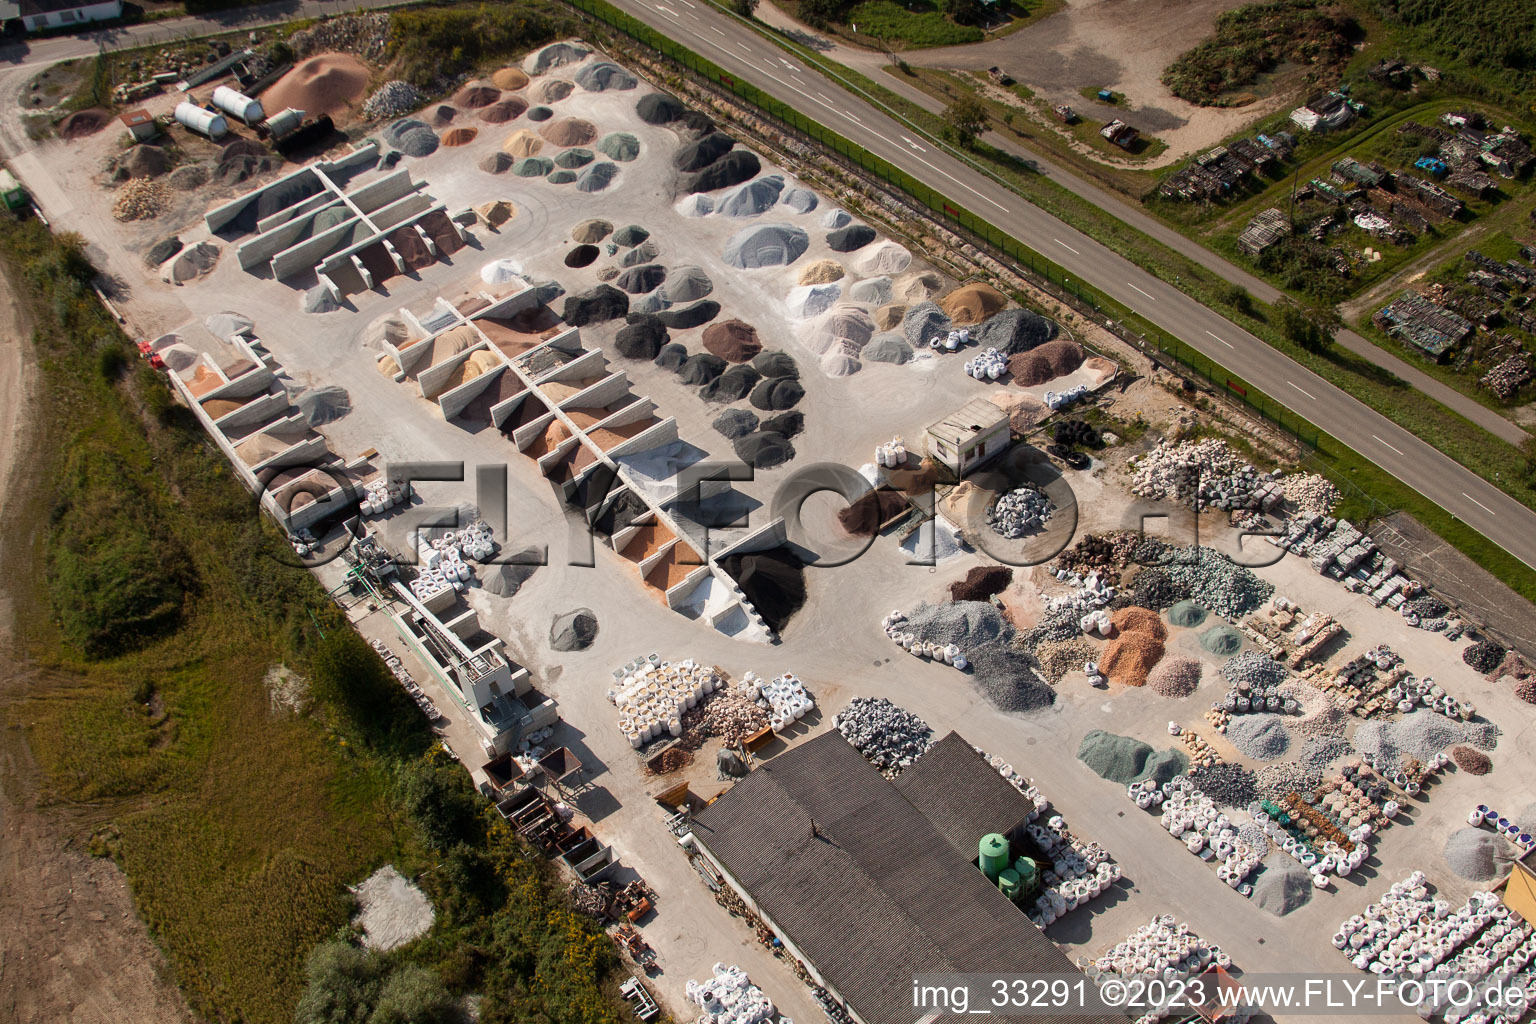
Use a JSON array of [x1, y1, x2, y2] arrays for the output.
[[489, 390, 534, 431], [205, 166, 322, 234], [273, 217, 365, 279], [437, 364, 507, 421], [471, 284, 538, 322], [555, 370, 629, 412], [203, 387, 289, 432], [368, 195, 436, 232], [418, 341, 492, 400], [256, 190, 341, 235], [606, 417, 678, 459], [346, 169, 417, 216]]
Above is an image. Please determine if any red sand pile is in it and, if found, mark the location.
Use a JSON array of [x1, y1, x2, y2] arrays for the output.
[[262, 53, 370, 118], [60, 108, 111, 140], [939, 283, 1006, 326], [950, 565, 1013, 602], [441, 127, 479, 147], [1099, 605, 1167, 687], [1010, 340, 1085, 386], [539, 117, 597, 147], [837, 489, 910, 537], [479, 97, 528, 123], [702, 319, 762, 362], [453, 82, 501, 108], [388, 225, 434, 272], [1451, 746, 1492, 775]]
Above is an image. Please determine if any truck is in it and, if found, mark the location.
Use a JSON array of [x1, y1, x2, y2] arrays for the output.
[[0, 169, 27, 212]]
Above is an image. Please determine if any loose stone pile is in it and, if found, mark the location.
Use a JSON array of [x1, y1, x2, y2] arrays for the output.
[[1162, 545, 1274, 618], [1129, 438, 1284, 512], [1481, 354, 1532, 401], [1190, 761, 1259, 808], [988, 486, 1055, 538], [833, 697, 933, 775], [1280, 473, 1341, 516], [363, 80, 425, 119], [1463, 640, 1506, 673], [1220, 650, 1294, 715]]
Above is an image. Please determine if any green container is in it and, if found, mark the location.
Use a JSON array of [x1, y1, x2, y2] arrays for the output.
[[1013, 856, 1039, 892], [979, 833, 1010, 881], [998, 868, 1022, 901]]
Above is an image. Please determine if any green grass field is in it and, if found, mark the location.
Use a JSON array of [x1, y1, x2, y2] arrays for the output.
[[844, 0, 983, 46]]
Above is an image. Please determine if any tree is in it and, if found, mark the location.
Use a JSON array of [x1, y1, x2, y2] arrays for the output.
[[371, 966, 464, 1024], [294, 942, 385, 1024], [1276, 298, 1340, 354], [943, 97, 989, 148], [946, 0, 983, 26], [732, 0, 758, 15], [1221, 282, 1254, 317], [798, 0, 841, 28], [396, 755, 484, 850]]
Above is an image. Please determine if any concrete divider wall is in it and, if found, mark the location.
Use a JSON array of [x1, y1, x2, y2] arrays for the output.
[[489, 390, 531, 430], [205, 167, 321, 234], [557, 370, 630, 412], [273, 217, 365, 279], [592, 396, 654, 432], [201, 363, 275, 402], [611, 513, 650, 555], [536, 347, 604, 386], [536, 436, 581, 478], [707, 517, 790, 564], [442, 607, 481, 640], [347, 169, 417, 216], [416, 297, 464, 335], [418, 341, 491, 399], [368, 194, 436, 232], [438, 364, 506, 421], [256, 190, 341, 235], [666, 565, 714, 609], [606, 416, 678, 460], [515, 328, 583, 375], [513, 410, 557, 452], [205, 388, 289, 432], [236, 202, 351, 270], [472, 285, 537, 322], [636, 537, 680, 582], [246, 435, 330, 475]]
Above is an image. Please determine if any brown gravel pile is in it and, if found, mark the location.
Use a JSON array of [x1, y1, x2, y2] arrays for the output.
[[645, 747, 694, 775], [1518, 678, 1536, 705], [939, 283, 1007, 325], [1010, 340, 1085, 386], [60, 108, 112, 139], [702, 319, 762, 362], [441, 127, 478, 146], [679, 690, 769, 749], [539, 117, 598, 146], [453, 82, 501, 107], [1036, 636, 1098, 682], [1452, 746, 1492, 775], [837, 489, 909, 536], [530, 78, 574, 103], [1100, 606, 1167, 687], [112, 179, 170, 221], [1112, 606, 1168, 642], [1149, 655, 1202, 697], [492, 66, 530, 90], [572, 218, 613, 243], [479, 97, 528, 123], [1490, 651, 1535, 684], [950, 565, 1013, 602]]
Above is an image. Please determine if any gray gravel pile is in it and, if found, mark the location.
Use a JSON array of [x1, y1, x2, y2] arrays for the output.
[[1444, 827, 1517, 881], [1190, 762, 1258, 808], [482, 555, 539, 596], [686, 149, 761, 192], [1139, 748, 1189, 787], [1162, 546, 1274, 618], [1403, 595, 1448, 619], [382, 117, 436, 156], [364, 81, 425, 119], [734, 430, 795, 469], [1199, 624, 1244, 656], [1238, 822, 1270, 851], [834, 697, 933, 774], [1123, 568, 1188, 611], [616, 264, 665, 294], [1220, 650, 1293, 714], [902, 301, 951, 347], [576, 162, 618, 193], [302, 285, 339, 314], [1167, 600, 1207, 628], [636, 93, 684, 124], [1221, 651, 1289, 689], [1019, 606, 1083, 649], [1077, 731, 1187, 785], [780, 187, 817, 213], [713, 408, 759, 439], [525, 41, 589, 73], [575, 61, 638, 91], [553, 147, 595, 168], [718, 177, 785, 217], [1285, 683, 1348, 738], [1227, 714, 1293, 760], [562, 284, 628, 326], [1148, 656, 1201, 697], [973, 308, 1058, 355], [848, 276, 892, 305], [988, 486, 1055, 538], [723, 223, 809, 268], [903, 601, 1054, 711], [1463, 640, 1506, 673], [1251, 854, 1313, 916], [663, 265, 713, 303], [1254, 761, 1322, 802], [821, 208, 851, 229], [621, 240, 661, 265], [549, 608, 598, 651], [1297, 734, 1351, 770], [753, 351, 799, 379], [658, 300, 720, 330], [289, 385, 351, 425], [700, 364, 761, 404], [1353, 712, 1498, 769], [827, 223, 877, 252]]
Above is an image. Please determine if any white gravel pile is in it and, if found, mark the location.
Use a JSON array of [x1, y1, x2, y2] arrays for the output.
[[1227, 714, 1293, 760], [988, 486, 1055, 538], [1353, 712, 1498, 769], [1443, 827, 1516, 881], [1129, 438, 1280, 511], [1251, 853, 1313, 916], [787, 283, 841, 319], [834, 697, 933, 774], [363, 81, 425, 119]]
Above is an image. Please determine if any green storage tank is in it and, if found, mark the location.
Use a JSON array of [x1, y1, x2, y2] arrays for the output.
[[979, 833, 1010, 881], [998, 868, 1022, 901], [1014, 856, 1039, 893]]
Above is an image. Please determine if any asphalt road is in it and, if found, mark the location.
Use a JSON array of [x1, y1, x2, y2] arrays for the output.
[[3, 0, 1534, 572]]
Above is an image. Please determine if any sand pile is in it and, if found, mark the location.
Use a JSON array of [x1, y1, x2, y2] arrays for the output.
[[616, 315, 669, 359], [564, 284, 629, 326], [572, 218, 612, 243], [441, 127, 478, 146], [479, 151, 514, 174], [540, 117, 597, 146], [701, 364, 761, 403], [1251, 855, 1312, 916], [798, 259, 844, 285], [892, 272, 940, 305], [988, 391, 1051, 433], [503, 129, 544, 157], [724, 223, 809, 269], [265, 53, 369, 117], [483, 556, 539, 597], [492, 66, 530, 90], [597, 132, 640, 161], [863, 333, 913, 364], [788, 283, 841, 319], [854, 241, 911, 276], [675, 132, 735, 171], [718, 177, 785, 217], [1148, 656, 1201, 697], [529, 78, 574, 103], [1445, 828, 1516, 881], [1010, 340, 1084, 386], [576, 162, 618, 192], [734, 431, 795, 470], [525, 42, 590, 73], [805, 306, 875, 357], [940, 283, 1007, 326], [550, 608, 599, 650], [875, 306, 908, 331], [637, 93, 684, 124], [162, 241, 220, 284], [663, 266, 713, 303], [290, 385, 350, 425], [453, 82, 500, 108], [720, 547, 805, 632], [476, 200, 516, 228], [827, 224, 876, 252], [60, 108, 111, 139], [686, 150, 760, 192], [821, 208, 850, 229], [479, 97, 528, 123], [714, 409, 760, 439], [750, 377, 804, 411], [703, 320, 761, 362], [974, 309, 1057, 354], [576, 61, 638, 91], [617, 264, 666, 294], [676, 194, 714, 217]]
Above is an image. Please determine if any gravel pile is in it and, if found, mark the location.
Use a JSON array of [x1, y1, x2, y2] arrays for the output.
[[1285, 684, 1347, 738], [988, 486, 1055, 537], [1190, 762, 1258, 808], [1463, 640, 1506, 673], [1036, 636, 1098, 682], [637, 93, 684, 124], [1251, 854, 1313, 916], [903, 601, 1054, 711], [1298, 734, 1351, 770], [686, 150, 761, 192], [1353, 711, 1498, 769], [723, 223, 809, 268], [1254, 761, 1323, 802], [1403, 594, 1449, 619], [678, 352, 727, 385], [863, 333, 913, 364], [718, 176, 785, 217], [479, 151, 515, 174], [1221, 651, 1289, 690], [553, 147, 595, 168], [664, 266, 713, 303], [902, 302, 951, 347], [112, 179, 169, 221], [848, 277, 892, 305], [616, 264, 666, 294], [575, 61, 637, 91], [615, 315, 668, 359], [702, 319, 760, 362], [1162, 545, 1274, 618], [1167, 600, 1207, 628], [385, 118, 438, 157], [749, 377, 804, 411], [822, 208, 851, 229], [1444, 828, 1516, 881], [734, 430, 795, 469], [363, 80, 424, 119], [1019, 606, 1082, 649], [1280, 473, 1341, 516], [1129, 438, 1278, 511], [763, 411, 803, 437], [1077, 731, 1186, 785], [713, 408, 759, 439], [549, 608, 598, 651], [973, 308, 1057, 354], [834, 697, 934, 774], [827, 224, 877, 252], [1227, 714, 1293, 760], [780, 187, 818, 213], [700, 364, 761, 403], [658, 300, 720, 330], [513, 156, 553, 176], [675, 193, 714, 217], [1199, 624, 1244, 656], [576, 162, 618, 193], [1451, 746, 1492, 775], [854, 241, 910, 276], [290, 385, 351, 425], [1123, 568, 1189, 611], [563, 284, 629, 325], [1148, 656, 1201, 697]]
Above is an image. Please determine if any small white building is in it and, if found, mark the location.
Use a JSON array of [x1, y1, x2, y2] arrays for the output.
[[10, 0, 122, 32], [926, 397, 1009, 476], [120, 109, 157, 142]]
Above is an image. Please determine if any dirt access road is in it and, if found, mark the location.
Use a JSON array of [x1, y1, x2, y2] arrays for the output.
[[0, 261, 199, 1024]]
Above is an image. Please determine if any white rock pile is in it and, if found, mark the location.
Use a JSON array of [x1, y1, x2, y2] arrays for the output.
[[686, 964, 776, 1024], [364, 80, 425, 120], [1280, 473, 1341, 516], [988, 486, 1056, 538], [834, 696, 933, 773], [1130, 438, 1284, 511]]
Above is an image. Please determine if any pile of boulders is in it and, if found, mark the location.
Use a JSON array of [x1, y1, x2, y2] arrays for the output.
[[1481, 355, 1532, 401], [1129, 438, 1283, 512], [988, 486, 1055, 538]]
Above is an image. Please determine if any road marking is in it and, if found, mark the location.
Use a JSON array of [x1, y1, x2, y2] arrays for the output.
[[1054, 238, 1079, 255], [654, 2, 678, 14], [900, 135, 926, 152], [1128, 282, 1157, 301], [1205, 330, 1234, 349], [1287, 381, 1316, 400], [711, 25, 724, 33], [1463, 492, 1497, 516], [677, 0, 695, 7], [736, 40, 752, 51], [1372, 434, 1404, 456]]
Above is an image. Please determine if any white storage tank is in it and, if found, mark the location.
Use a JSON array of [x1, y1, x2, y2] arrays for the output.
[[211, 86, 263, 125], [264, 106, 305, 139], [175, 102, 228, 140]]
